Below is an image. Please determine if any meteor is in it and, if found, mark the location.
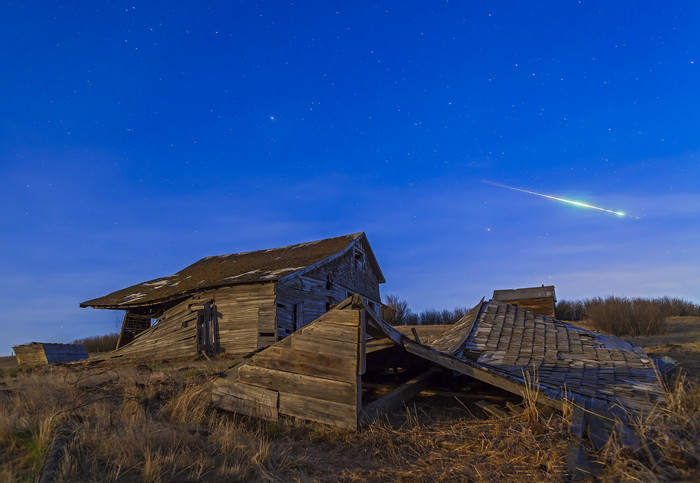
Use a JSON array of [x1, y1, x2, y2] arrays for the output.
[[483, 181, 639, 219]]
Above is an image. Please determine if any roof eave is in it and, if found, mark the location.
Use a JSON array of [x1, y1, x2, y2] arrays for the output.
[[80, 280, 278, 310]]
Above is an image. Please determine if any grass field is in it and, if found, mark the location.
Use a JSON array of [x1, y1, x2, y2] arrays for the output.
[[1, 317, 699, 481]]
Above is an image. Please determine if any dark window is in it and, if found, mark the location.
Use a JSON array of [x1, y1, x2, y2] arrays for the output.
[[354, 249, 365, 270]]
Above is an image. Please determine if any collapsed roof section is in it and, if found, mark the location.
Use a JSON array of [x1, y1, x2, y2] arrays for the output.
[[213, 294, 665, 437], [81, 232, 384, 309]]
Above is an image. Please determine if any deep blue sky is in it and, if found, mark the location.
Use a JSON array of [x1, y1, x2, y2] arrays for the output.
[[2, 1, 699, 355]]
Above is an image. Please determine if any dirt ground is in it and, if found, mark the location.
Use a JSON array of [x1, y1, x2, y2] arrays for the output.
[[0, 356, 18, 369]]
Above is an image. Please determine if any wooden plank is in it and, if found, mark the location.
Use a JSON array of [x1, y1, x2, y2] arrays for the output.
[[588, 399, 614, 450], [366, 338, 396, 353], [300, 322, 359, 341], [475, 400, 509, 419], [211, 385, 279, 421], [401, 340, 562, 409], [278, 391, 357, 430], [251, 350, 357, 381], [314, 310, 360, 327], [237, 364, 356, 405], [291, 336, 358, 358], [358, 310, 366, 375], [569, 403, 588, 438], [360, 367, 443, 425]]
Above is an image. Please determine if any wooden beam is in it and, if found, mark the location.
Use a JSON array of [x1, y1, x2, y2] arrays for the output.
[[475, 400, 509, 419], [400, 337, 562, 409], [360, 367, 443, 426]]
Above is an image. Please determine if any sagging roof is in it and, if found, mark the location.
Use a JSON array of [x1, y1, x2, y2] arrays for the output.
[[81, 232, 384, 309], [492, 285, 556, 302], [213, 294, 665, 441]]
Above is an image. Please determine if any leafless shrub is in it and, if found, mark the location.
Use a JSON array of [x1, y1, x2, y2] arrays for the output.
[[656, 296, 700, 317], [555, 300, 586, 321], [72, 333, 120, 353], [418, 307, 469, 325], [558, 296, 699, 335], [382, 294, 414, 325], [584, 296, 665, 336]]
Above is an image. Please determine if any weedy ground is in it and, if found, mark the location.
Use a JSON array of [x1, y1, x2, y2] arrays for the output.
[[0, 359, 575, 482], [1, 317, 699, 482]]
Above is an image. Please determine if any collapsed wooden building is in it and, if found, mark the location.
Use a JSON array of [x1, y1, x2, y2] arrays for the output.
[[212, 294, 666, 449], [80, 233, 384, 360]]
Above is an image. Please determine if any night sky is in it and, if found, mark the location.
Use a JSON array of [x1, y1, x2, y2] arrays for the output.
[[2, 2, 699, 356]]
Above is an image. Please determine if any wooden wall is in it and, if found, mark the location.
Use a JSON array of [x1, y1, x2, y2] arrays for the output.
[[504, 297, 556, 318], [276, 276, 331, 337], [13, 344, 48, 365], [305, 237, 382, 302], [106, 283, 278, 359], [212, 306, 364, 429], [108, 296, 200, 360], [211, 283, 276, 353], [276, 239, 382, 338]]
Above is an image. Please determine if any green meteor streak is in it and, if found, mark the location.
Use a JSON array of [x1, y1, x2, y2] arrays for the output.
[[484, 181, 639, 219]]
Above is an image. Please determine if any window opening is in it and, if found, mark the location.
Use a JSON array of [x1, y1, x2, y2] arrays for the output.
[[354, 249, 365, 270]]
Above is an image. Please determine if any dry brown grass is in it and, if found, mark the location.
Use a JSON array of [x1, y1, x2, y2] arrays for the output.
[[594, 374, 700, 481], [0, 357, 698, 482]]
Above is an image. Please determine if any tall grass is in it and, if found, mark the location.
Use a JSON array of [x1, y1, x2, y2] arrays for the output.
[[1, 360, 699, 480], [597, 375, 700, 480], [555, 296, 700, 336]]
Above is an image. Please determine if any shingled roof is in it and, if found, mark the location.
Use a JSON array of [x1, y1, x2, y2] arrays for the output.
[[81, 232, 383, 309]]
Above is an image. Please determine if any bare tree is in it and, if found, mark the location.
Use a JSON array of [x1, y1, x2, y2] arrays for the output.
[[382, 294, 413, 325]]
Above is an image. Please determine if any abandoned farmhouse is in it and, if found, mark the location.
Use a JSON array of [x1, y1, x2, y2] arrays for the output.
[[80, 233, 384, 359], [78, 232, 666, 452]]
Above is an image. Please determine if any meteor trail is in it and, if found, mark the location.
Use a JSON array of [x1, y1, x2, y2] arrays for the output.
[[484, 181, 639, 219]]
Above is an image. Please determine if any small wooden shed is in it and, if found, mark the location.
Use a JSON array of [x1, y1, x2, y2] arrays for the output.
[[492, 285, 557, 318], [13, 343, 89, 366], [81, 233, 385, 360]]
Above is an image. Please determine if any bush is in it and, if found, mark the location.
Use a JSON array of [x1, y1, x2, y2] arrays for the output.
[[557, 296, 699, 336], [72, 333, 120, 353], [656, 297, 700, 317], [382, 294, 414, 325], [555, 300, 586, 321], [584, 296, 665, 337], [382, 295, 468, 325], [418, 308, 469, 325]]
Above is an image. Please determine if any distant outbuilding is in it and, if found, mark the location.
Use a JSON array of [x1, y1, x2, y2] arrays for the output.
[[492, 285, 557, 318], [13, 343, 89, 366]]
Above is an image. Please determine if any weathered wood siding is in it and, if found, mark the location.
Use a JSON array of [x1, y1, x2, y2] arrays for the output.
[[213, 305, 365, 429], [104, 283, 277, 359], [276, 239, 381, 337], [275, 276, 328, 336], [13, 343, 88, 366], [306, 237, 381, 301], [502, 297, 556, 318], [13, 344, 48, 365], [213, 283, 277, 353], [108, 296, 199, 360]]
